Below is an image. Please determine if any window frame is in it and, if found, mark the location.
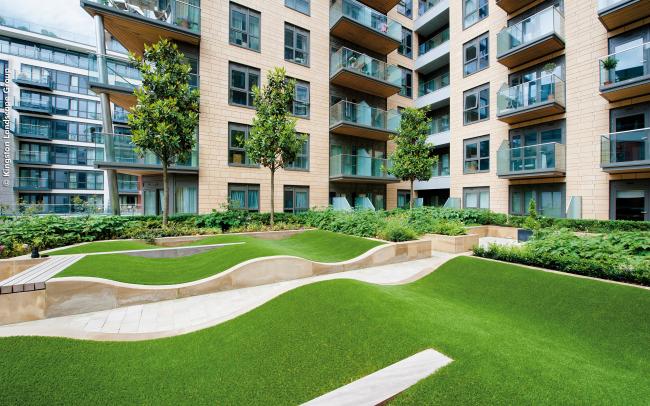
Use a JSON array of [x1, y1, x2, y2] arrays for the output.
[[463, 83, 490, 125], [285, 0, 310, 15], [229, 62, 260, 108], [229, 2, 261, 52], [399, 66, 413, 98], [284, 23, 310, 66], [291, 80, 310, 118], [285, 134, 310, 171], [283, 185, 310, 213], [399, 27, 413, 59], [509, 183, 566, 218], [397, 0, 413, 18], [228, 183, 261, 212], [228, 122, 258, 167], [463, 32, 489, 77], [463, 187, 490, 209], [463, 135, 490, 174], [463, 0, 489, 29]]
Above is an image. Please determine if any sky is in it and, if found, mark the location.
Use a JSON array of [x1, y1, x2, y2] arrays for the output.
[[0, 0, 95, 41]]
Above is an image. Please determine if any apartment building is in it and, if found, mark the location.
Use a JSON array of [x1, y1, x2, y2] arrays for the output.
[[0, 16, 141, 214]]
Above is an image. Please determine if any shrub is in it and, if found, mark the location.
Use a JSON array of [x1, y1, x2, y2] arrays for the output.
[[377, 219, 418, 242]]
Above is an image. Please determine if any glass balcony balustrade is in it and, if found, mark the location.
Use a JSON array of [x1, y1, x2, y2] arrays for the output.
[[330, 0, 401, 42], [601, 127, 650, 168], [330, 100, 401, 133], [330, 154, 395, 180], [418, 72, 449, 97], [13, 97, 52, 114], [599, 41, 650, 88], [13, 69, 53, 88], [497, 74, 566, 116], [428, 116, 450, 135], [496, 6, 565, 58], [87, 54, 140, 92], [330, 47, 401, 87], [418, 27, 449, 56], [14, 177, 51, 190], [16, 150, 51, 164], [497, 142, 566, 177], [96, 133, 198, 168], [15, 120, 51, 139]]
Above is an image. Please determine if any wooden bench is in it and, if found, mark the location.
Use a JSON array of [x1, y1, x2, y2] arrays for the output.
[[0, 255, 84, 294]]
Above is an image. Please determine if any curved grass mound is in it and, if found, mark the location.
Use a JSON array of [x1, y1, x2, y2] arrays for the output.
[[56, 230, 384, 285], [50, 240, 158, 255], [1, 257, 649, 404]]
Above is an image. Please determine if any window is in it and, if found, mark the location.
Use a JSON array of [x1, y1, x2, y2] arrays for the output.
[[398, 0, 413, 18], [175, 185, 198, 214], [399, 27, 413, 58], [286, 135, 309, 170], [432, 153, 450, 176], [229, 3, 261, 52], [397, 190, 411, 209], [464, 187, 490, 209], [228, 184, 260, 211], [463, 84, 489, 125], [399, 67, 413, 98], [285, 23, 310, 66], [285, 0, 310, 14], [510, 184, 565, 218], [463, 33, 489, 76], [284, 186, 309, 213], [509, 121, 563, 173], [229, 63, 260, 107], [0, 60, 7, 83], [292, 80, 310, 117], [463, 0, 488, 29], [464, 135, 490, 173], [228, 123, 257, 166]]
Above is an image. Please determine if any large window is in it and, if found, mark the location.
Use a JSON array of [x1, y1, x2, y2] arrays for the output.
[[399, 27, 413, 59], [464, 135, 490, 173], [509, 121, 563, 172], [463, 0, 488, 29], [228, 123, 257, 166], [463, 84, 489, 125], [292, 80, 310, 117], [432, 152, 450, 176], [229, 3, 261, 52], [286, 135, 309, 170], [229, 63, 260, 107], [510, 184, 565, 218], [284, 186, 309, 213], [285, 23, 310, 66], [399, 66, 413, 98], [463, 33, 489, 76], [398, 0, 413, 18], [175, 185, 198, 214], [397, 190, 411, 209], [229, 184, 260, 212], [0, 59, 7, 83], [285, 0, 310, 14], [463, 187, 489, 209]]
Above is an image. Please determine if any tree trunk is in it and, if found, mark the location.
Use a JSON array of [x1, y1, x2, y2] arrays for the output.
[[270, 169, 275, 227], [409, 179, 415, 210], [162, 162, 169, 227]]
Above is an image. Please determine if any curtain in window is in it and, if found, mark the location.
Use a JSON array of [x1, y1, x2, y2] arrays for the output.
[[248, 189, 259, 210], [230, 190, 245, 209], [144, 190, 157, 215], [295, 191, 308, 211], [175, 186, 197, 214]]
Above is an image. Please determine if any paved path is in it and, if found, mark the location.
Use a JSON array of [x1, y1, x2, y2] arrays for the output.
[[0, 254, 455, 341]]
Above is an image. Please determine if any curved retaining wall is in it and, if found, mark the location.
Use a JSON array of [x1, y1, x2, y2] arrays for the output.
[[1, 239, 431, 325]]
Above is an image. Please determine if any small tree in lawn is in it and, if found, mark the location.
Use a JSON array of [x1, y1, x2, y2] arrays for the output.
[[245, 67, 304, 227], [388, 107, 437, 209], [128, 39, 199, 226]]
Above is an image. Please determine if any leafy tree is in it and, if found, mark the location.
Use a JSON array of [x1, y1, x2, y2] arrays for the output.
[[128, 39, 199, 226], [388, 107, 437, 209], [245, 67, 304, 226]]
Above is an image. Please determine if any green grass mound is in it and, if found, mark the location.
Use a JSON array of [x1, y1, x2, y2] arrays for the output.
[[1, 257, 648, 404], [56, 230, 384, 285], [50, 240, 158, 255]]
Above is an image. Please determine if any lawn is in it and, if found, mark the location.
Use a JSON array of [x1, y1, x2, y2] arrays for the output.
[[1, 257, 648, 405], [50, 240, 157, 255], [56, 230, 384, 285]]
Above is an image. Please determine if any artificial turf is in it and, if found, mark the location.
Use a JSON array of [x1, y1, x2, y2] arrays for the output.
[[56, 230, 384, 285], [1, 256, 648, 405], [49, 240, 157, 255]]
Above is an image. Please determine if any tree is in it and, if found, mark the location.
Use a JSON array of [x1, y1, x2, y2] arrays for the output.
[[128, 39, 199, 226], [388, 107, 437, 209], [245, 67, 304, 226]]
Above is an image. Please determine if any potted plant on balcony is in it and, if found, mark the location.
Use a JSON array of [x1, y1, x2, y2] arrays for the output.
[[602, 56, 618, 86], [542, 62, 557, 102], [175, 17, 190, 29]]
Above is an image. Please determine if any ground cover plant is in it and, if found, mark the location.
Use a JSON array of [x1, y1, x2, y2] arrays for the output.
[[1, 257, 649, 404], [56, 230, 383, 285]]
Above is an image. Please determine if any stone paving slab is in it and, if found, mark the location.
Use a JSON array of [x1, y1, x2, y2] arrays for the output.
[[0, 254, 455, 341], [302, 349, 453, 406]]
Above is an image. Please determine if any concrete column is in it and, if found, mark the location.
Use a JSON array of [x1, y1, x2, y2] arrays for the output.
[[94, 15, 120, 215]]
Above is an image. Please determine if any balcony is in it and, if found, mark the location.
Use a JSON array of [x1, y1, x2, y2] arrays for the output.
[[118, 179, 140, 193], [496, 6, 565, 68], [497, 75, 566, 124], [329, 101, 400, 141], [13, 69, 54, 90], [113, 110, 130, 124], [329, 154, 397, 183], [415, 72, 450, 109], [13, 177, 51, 191], [356, 0, 401, 14], [330, 47, 401, 98], [597, 0, 650, 30], [15, 150, 51, 165], [427, 118, 450, 146], [13, 97, 52, 115], [415, 0, 449, 36], [497, 142, 566, 179], [496, 0, 537, 14], [88, 54, 139, 110], [81, 0, 200, 55], [598, 42, 650, 102], [601, 128, 650, 173], [94, 133, 198, 174], [330, 0, 401, 55], [14, 120, 51, 140], [415, 27, 450, 74]]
